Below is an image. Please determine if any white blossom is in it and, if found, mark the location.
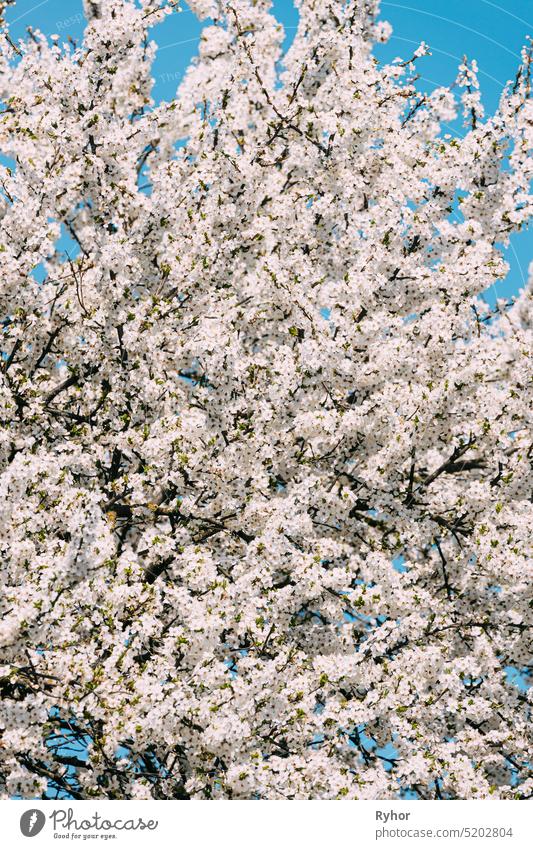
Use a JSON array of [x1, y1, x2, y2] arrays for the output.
[[0, 0, 531, 801]]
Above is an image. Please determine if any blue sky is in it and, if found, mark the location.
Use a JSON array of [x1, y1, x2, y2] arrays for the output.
[[4, 0, 533, 301]]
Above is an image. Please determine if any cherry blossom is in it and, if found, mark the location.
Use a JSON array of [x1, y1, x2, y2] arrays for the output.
[[0, 0, 531, 800]]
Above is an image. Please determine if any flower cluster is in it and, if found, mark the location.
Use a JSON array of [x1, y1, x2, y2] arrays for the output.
[[0, 0, 531, 800]]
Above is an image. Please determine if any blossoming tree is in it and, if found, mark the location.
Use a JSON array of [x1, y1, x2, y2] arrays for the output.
[[0, 0, 531, 800]]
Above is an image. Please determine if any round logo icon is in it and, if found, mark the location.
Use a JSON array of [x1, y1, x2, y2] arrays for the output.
[[20, 809, 46, 837]]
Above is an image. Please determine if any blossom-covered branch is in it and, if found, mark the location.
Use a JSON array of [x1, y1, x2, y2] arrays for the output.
[[0, 0, 531, 800]]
